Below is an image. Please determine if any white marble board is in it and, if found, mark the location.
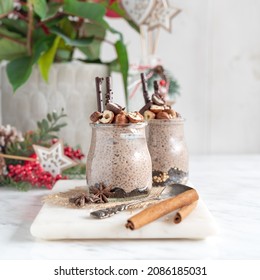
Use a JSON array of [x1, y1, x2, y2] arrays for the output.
[[30, 180, 218, 240]]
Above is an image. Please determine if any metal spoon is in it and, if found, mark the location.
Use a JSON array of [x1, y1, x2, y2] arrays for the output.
[[90, 184, 193, 219]]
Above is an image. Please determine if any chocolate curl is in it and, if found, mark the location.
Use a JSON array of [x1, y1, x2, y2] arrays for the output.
[[105, 76, 113, 105], [95, 77, 104, 112], [140, 73, 151, 104], [153, 80, 159, 95], [126, 189, 199, 230], [154, 80, 165, 100]]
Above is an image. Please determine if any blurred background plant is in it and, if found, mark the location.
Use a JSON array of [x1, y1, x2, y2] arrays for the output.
[[0, 0, 138, 100]]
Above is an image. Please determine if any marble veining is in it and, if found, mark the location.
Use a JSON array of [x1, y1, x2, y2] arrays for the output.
[[0, 155, 260, 260]]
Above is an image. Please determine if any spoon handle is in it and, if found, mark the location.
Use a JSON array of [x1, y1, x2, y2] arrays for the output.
[[90, 197, 157, 219]]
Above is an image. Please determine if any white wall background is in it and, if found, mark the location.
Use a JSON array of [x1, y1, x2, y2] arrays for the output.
[[104, 0, 260, 154]]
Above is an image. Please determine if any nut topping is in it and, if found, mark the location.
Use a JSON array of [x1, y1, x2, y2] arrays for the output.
[[114, 112, 129, 125], [106, 102, 123, 115], [127, 111, 144, 123], [99, 110, 114, 124], [150, 105, 164, 113], [164, 109, 177, 119], [144, 110, 156, 121], [90, 111, 102, 123], [156, 111, 170, 119], [152, 94, 165, 106]]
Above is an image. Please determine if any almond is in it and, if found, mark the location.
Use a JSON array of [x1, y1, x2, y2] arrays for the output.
[[100, 110, 114, 124], [144, 110, 156, 121]]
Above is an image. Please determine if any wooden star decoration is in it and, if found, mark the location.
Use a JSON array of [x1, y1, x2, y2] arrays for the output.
[[144, 0, 181, 32], [33, 140, 77, 176]]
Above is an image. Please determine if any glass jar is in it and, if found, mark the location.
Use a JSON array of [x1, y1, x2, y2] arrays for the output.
[[86, 123, 152, 199], [147, 119, 189, 186]]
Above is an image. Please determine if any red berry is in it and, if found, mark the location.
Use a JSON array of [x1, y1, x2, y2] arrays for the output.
[[159, 80, 166, 86]]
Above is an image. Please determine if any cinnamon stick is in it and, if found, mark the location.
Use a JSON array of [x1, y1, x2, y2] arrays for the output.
[[0, 153, 36, 162], [95, 77, 104, 112], [173, 201, 198, 224], [125, 189, 199, 230], [140, 73, 151, 104]]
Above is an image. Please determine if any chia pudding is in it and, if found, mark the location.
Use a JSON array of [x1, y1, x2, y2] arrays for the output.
[[147, 119, 189, 186], [86, 123, 152, 198]]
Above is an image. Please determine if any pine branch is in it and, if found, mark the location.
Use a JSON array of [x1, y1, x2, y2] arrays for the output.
[[5, 109, 67, 162]]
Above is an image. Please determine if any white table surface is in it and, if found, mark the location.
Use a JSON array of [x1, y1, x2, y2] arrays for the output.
[[1, 155, 260, 260]]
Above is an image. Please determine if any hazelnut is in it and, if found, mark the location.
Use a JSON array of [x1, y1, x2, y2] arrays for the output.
[[100, 110, 114, 124], [144, 110, 156, 121], [152, 94, 165, 106], [106, 102, 123, 115], [176, 112, 182, 118], [164, 109, 177, 119], [156, 111, 170, 119], [90, 111, 102, 123], [150, 105, 164, 113], [114, 112, 129, 125], [139, 101, 153, 115], [127, 111, 144, 123], [164, 104, 172, 110]]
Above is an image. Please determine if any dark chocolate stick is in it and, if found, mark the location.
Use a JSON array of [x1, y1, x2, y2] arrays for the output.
[[95, 77, 104, 112], [140, 73, 151, 104], [105, 76, 113, 105], [153, 80, 159, 95]]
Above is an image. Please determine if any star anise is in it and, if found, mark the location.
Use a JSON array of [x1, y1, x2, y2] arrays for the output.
[[89, 183, 113, 203], [69, 193, 99, 207]]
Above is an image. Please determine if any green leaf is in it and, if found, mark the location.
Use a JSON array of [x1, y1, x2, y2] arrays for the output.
[[38, 36, 60, 82], [115, 40, 129, 106], [0, 0, 13, 14], [47, 113, 52, 122], [32, 0, 47, 19], [41, 119, 49, 131], [0, 18, 28, 36], [37, 121, 41, 129], [0, 39, 27, 61], [6, 56, 33, 91], [78, 23, 105, 60], [50, 26, 94, 47], [63, 0, 105, 21], [32, 35, 55, 63], [52, 112, 58, 120], [108, 59, 120, 72], [44, 2, 61, 19], [0, 26, 24, 39]]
